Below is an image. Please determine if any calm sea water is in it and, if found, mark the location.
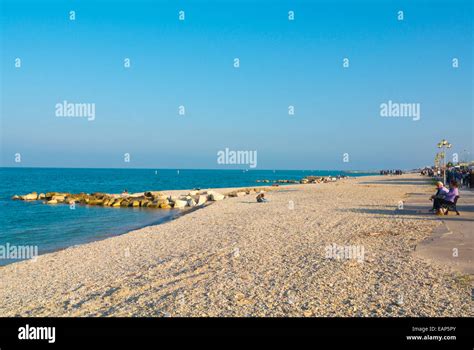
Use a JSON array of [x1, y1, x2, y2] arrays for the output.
[[0, 168, 375, 265]]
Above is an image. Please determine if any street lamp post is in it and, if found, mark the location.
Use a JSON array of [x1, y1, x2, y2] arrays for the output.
[[434, 152, 440, 169], [437, 139, 452, 184]]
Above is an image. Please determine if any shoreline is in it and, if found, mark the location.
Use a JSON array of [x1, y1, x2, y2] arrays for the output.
[[0, 208, 182, 268], [4, 176, 363, 266], [1, 174, 470, 317], [2, 184, 285, 267]]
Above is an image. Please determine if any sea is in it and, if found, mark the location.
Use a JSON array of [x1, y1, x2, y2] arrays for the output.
[[0, 168, 376, 265]]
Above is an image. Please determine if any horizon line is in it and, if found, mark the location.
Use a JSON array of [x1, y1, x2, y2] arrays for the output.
[[0, 166, 410, 172]]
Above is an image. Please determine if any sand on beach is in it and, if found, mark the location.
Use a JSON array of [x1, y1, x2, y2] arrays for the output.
[[0, 174, 471, 317]]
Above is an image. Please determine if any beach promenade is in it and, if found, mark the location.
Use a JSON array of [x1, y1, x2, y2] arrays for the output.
[[0, 174, 471, 317], [413, 187, 474, 276]]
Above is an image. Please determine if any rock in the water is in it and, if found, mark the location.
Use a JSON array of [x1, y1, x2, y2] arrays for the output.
[[38, 193, 46, 200], [159, 202, 171, 209], [23, 192, 38, 200], [52, 195, 66, 202], [46, 199, 58, 204], [173, 199, 187, 208], [45, 192, 57, 200], [12, 195, 20, 200], [145, 191, 165, 200], [131, 200, 140, 207]]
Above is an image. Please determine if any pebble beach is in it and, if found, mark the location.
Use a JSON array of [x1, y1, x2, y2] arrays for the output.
[[0, 174, 471, 317]]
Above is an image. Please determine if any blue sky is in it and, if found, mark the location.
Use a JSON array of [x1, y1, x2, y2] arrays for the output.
[[1, 0, 472, 170]]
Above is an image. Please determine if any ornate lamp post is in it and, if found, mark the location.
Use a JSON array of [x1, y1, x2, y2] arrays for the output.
[[437, 139, 452, 184], [434, 152, 440, 169]]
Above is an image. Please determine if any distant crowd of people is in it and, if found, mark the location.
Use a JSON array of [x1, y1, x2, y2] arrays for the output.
[[380, 169, 403, 175], [421, 166, 473, 189], [420, 168, 435, 177], [446, 168, 471, 188]]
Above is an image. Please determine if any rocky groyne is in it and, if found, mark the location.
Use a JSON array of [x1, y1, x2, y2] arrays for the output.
[[257, 175, 347, 184], [12, 187, 274, 209]]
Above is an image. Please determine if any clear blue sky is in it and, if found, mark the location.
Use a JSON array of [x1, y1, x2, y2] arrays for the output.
[[1, 0, 472, 170]]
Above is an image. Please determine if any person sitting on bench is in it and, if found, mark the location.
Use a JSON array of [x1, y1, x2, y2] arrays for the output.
[[433, 181, 459, 215], [429, 181, 448, 211]]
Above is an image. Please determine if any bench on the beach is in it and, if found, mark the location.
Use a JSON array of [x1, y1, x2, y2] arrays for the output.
[[441, 195, 460, 216]]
